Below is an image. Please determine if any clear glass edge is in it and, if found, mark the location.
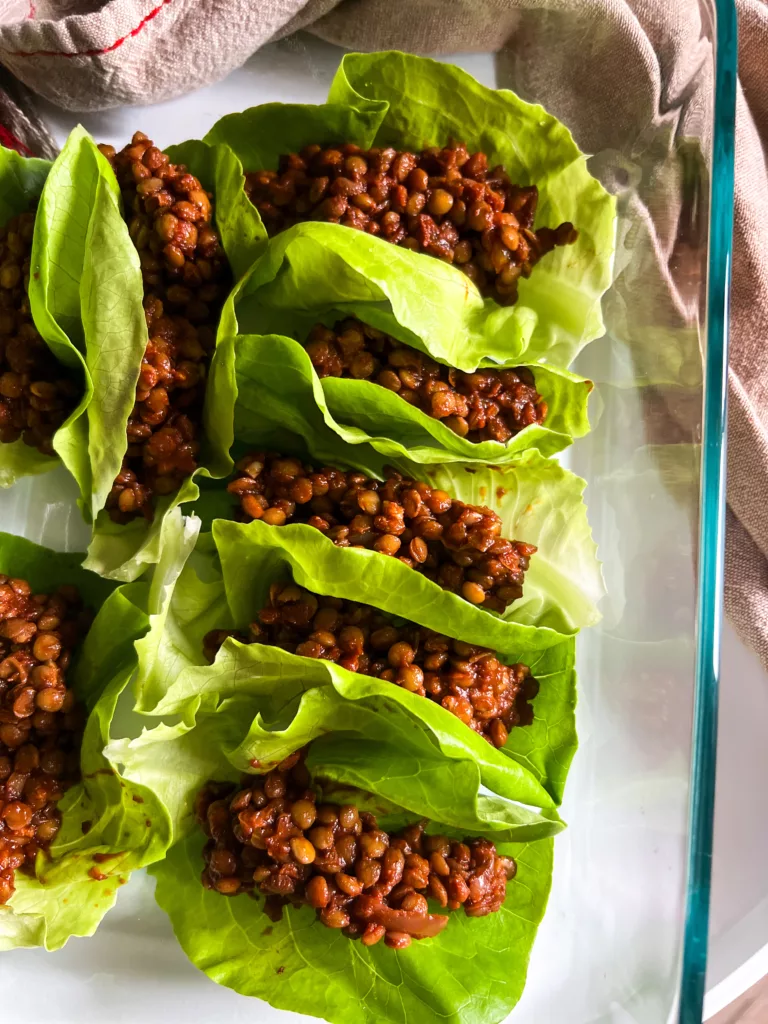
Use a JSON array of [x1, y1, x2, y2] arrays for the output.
[[679, 1, 737, 1021]]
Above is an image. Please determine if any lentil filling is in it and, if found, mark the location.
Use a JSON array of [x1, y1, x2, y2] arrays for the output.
[[228, 453, 535, 613], [198, 751, 517, 949], [302, 318, 546, 444], [0, 575, 90, 904], [244, 142, 577, 305], [97, 132, 231, 523], [0, 210, 80, 455], [205, 581, 539, 748]]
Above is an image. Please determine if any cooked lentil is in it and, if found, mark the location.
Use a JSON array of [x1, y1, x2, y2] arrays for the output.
[[228, 454, 535, 613], [0, 210, 79, 454], [302, 317, 546, 443], [197, 751, 516, 947], [244, 141, 577, 305], [0, 575, 90, 904], [205, 582, 539, 746], [98, 132, 231, 523]]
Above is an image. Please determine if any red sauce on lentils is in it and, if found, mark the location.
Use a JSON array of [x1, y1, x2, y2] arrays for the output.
[[98, 132, 231, 522], [0, 575, 90, 904], [0, 210, 80, 455], [302, 318, 546, 444], [228, 454, 535, 614], [244, 141, 577, 305], [198, 751, 516, 949], [205, 581, 539, 748]]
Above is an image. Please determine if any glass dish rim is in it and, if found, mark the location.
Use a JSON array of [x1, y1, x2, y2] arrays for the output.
[[679, 0, 737, 1021]]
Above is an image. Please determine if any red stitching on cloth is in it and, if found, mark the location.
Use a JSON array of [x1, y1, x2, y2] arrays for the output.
[[0, 124, 34, 156], [9, 0, 173, 58]]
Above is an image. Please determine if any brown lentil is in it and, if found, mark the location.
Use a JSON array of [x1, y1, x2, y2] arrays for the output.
[[204, 582, 539, 746], [303, 318, 546, 444], [0, 211, 80, 454], [244, 141, 577, 305], [228, 453, 536, 614], [0, 575, 91, 905], [197, 752, 516, 947], [97, 133, 231, 523]]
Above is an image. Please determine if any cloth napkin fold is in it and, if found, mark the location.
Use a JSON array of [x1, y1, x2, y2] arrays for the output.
[[1, 0, 766, 669]]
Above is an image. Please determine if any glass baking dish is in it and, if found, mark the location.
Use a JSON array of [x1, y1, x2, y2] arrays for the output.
[[0, 1, 736, 1021]]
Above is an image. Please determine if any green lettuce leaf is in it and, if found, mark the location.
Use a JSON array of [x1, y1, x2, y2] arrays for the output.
[[208, 451, 600, 647], [148, 831, 552, 1024], [205, 97, 387, 176], [1, 127, 149, 504], [105, 503, 565, 1019], [151, 831, 551, 1024], [83, 139, 253, 582], [220, 516, 552, 652], [135, 450, 599, 711], [164, 139, 267, 282], [141, 634, 575, 807], [132, 529, 231, 715], [28, 126, 147, 519], [112, 681, 559, 1016], [0, 438, 57, 487], [0, 530, 115, 607], [128, 545, 573, 819], [111, 683, 563, 844], [0, 147, 50, 251], [84, 482, 201, 584], [330, 52, 616, 365], [232, 333, 591, 467], [423, 456, 605, 633], [0, 534, 172, 950], [132, 626, 571, 816], [0, 146, 56, 485], [206, 51, 616, 368], [134, 708, 556, 1024], [131, 508, 578, 808]]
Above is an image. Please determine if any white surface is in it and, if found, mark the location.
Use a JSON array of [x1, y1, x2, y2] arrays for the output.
[[1, 30, 765, 1024], [704, 622, 768, 1017]]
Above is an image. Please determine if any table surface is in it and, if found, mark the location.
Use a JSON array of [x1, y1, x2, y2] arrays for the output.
[[705, 621, 768, 1018], [710, 975, 768, 1024]]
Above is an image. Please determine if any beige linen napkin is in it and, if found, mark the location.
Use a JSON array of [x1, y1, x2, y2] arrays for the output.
[[0, 0, 765, 668]]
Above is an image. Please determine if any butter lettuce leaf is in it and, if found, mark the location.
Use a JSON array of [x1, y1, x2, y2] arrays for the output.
[[157, 827, 551, 1024], [207, 449, 600, 643], [206, 51, 615, 369], [0, 145, 61, 486], [131, 629, 571, 820], [29, 126, 148, 519], [82, 138, 252, 581], [151, 832, 552, 1024], [423, 457, 605, 633], [131, 509, 578, 808], [231, 332, 591, 467], [138, 713, 555, 1024], [112, 675, 557, 1021]]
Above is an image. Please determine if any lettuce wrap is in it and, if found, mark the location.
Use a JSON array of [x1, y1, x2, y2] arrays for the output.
[[151, 833, 552, 1024], [130, 505, 580, 810], [109, 702, 556, 1024], [104, 498, 571, 1022], [206, 51, 616, 371], [0, 532, 172, 950], [227, 324, 592, 470], [0, 136, 106, 492], [190, 439, 603, 640], [71, 134, 263, 582]]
